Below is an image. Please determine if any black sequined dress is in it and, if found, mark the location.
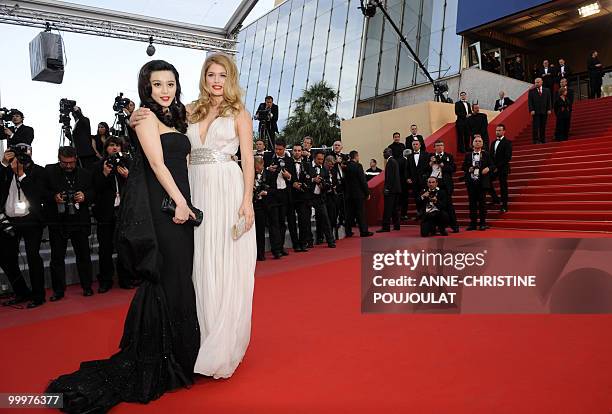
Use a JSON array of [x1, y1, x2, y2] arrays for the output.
[[46, 132, 200, 413]]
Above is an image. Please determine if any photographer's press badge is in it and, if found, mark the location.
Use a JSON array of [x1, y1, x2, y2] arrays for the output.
[[14, 200, 27, 216]]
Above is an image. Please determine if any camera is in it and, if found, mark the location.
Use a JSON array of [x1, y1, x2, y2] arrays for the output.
[[0, 212, 15, 237], [253, 174, 270, 201], [8, 144, 32, 165], [0, 107, 16, 130], [113, 93, 130, 113], [59, 99, 76, 142], [58, 190, 77, 216], [295, 163, 312, 193], [256, 107, 272, 123], [104, 151, 131, 172]]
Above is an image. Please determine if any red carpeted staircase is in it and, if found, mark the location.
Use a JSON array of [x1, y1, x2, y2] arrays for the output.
[[452, 95, 612, 232]]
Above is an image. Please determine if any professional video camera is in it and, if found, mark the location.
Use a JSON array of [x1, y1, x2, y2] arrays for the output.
[[104, 151, 132, 172], [111, 93, 130, 137], [59, 98, 76, 143], [0, 107, 16, 128], [0, 211, 16, 237]]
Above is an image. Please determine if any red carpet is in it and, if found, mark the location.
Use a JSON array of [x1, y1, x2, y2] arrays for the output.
[[1, 228, 612, 413], [450, 96, 612, 232]]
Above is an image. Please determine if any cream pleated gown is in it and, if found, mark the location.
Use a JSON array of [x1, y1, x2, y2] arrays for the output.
[[187, 116, 256, 379]]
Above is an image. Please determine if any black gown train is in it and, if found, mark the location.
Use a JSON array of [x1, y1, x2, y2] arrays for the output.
[[46, 132, 200, 413]]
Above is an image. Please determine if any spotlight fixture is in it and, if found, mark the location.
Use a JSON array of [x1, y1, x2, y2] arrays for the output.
[[578, 2, 600, 17], [146, 36, 156, 56]]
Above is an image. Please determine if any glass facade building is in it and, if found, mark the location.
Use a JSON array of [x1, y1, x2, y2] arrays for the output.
[[236, 0, 365, 130], [236, 0, 463, 128], [357, 0, 462, 115]]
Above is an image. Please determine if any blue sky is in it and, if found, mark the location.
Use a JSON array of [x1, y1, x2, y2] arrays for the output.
[[0, 0, 274, 165]]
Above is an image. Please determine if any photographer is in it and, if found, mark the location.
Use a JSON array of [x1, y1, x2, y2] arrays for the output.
[[309, 152, 335, 248], [44, 146, 95, 300], [420, 177, 450, 237], [266, 139, 292, 259], [2, 109, 34, 146], [255, 96, 279, 148], [407, 140, 430, 219], [253, 156, 275, 261], [0, 145, 46, 308], [288, 143, 312, 252], [326, 141, 348, 238], [92, 137, 132, 292], [462, 135, 491, 231], [427, 140, 459, 232], [71, 106, 97, 169]]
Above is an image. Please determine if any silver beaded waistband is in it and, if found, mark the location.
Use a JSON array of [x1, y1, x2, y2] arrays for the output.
[[190, 148, 233, 165]]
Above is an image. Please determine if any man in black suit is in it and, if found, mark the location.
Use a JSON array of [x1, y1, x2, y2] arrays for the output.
[[406, 140, 430, 218], [365, 159, 382, 181], [255, 96, 279, 148], [556, 58, 571, 86], [71, 106, 97, 169], [528, 78, 552, 144], [309, 152, 336, 248], [420, 177, 450, 237], [427, 140, 458, 233], [462, 135, 491, 231], [326, 140, 347, 236], [405, 124, 426, 151], [467, 103, 490, 150], [540, 59, 556, 91], [588, 50, 604, 99], [0, 146, 46, 308], [494, 91, 514, 111], [288, 143, 313, 252], [2, 110, 34, 147], [509, 56, 524, 81], [489, 124, 512, 213], [388, 132, 406, 159], [44, 146, 95, 300], [254, 139, 273, 166], [302, 136, 315, 164], [265, 139, 293, 259], [92, 137, 133, 292], [377, 147, 401, 232], [455, 91, 472, 153], [344, 151, 373, 238]]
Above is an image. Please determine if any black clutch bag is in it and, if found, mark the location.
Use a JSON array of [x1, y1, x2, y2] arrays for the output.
[[161, 195, 203, 226]]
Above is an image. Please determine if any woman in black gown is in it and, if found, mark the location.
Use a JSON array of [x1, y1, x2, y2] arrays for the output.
[[46, 60, 200, 412]]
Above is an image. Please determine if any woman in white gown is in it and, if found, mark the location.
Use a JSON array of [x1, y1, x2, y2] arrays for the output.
[[186, 53, 257, 379]]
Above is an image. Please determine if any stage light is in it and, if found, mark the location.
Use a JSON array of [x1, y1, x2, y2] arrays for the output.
[[146, 36, 156, 56], [578, 2, 600, 17]]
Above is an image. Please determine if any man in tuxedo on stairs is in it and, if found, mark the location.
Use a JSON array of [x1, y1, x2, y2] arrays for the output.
[[494, 91, 514, 112], [467, 103, 490, 150], [489, 124, 512, 213], [455, 92, 472, 153], [407, 140, 430, 219], [405, 124, 426, 151], [528, 78, 552, 144], [462, 135, 492, 231]]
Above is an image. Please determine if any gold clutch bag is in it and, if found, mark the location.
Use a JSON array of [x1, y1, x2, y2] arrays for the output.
[[231, 216, 247, 240]]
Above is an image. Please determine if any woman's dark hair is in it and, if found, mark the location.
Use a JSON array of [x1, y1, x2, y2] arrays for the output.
[[137, 60, 187, 133], [97, 122, 110, 136]]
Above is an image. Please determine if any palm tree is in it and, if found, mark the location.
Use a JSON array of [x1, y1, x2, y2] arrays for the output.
[[281, 80, 341, 147]]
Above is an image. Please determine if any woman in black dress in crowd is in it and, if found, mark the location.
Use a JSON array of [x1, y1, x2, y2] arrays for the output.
[[92, 121, 111, 159], [46, 60, 200, 412], [554, 86, 572, 141]]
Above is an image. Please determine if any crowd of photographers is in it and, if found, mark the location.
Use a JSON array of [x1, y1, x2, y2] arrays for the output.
[[253, 136, 374, 261], [1, 101, 136, 309]]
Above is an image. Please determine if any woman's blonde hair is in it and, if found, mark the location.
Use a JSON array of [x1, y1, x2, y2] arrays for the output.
[[188, 53, 244, 123]]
